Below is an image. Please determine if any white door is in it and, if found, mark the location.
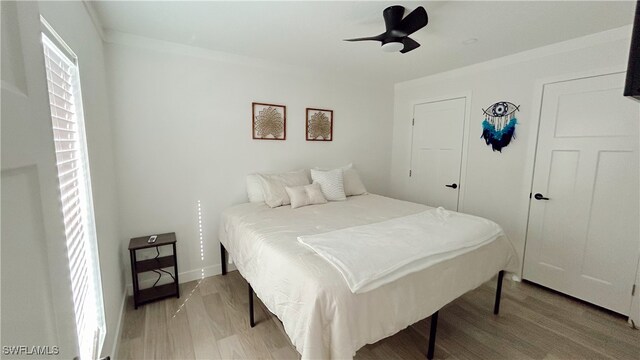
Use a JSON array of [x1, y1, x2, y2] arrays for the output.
[[524, 72, 640, 315], [410, 97, 466, 210]]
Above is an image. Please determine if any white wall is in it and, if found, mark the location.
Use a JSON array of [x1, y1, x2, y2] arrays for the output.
[[104, 34, 394, 288], [1, 1, 124, 358], [390, 26, 634, 275]]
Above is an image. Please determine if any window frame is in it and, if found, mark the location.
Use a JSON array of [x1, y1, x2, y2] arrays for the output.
[[41, 16, 106, 360]]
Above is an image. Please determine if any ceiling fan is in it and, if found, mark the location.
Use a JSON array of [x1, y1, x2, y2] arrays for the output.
[[344, 5, 428, 54]]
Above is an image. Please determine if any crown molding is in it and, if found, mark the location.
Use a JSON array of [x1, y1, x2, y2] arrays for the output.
[[82, 0, 106, 41], [396, 25, 633, 89], [104, 30, 310, 74]]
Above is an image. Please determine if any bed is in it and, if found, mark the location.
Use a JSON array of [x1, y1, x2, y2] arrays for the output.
[[218, 193, 518, 359]]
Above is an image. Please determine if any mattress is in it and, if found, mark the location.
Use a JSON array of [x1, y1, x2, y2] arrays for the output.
[[219, 194, 518, 359]]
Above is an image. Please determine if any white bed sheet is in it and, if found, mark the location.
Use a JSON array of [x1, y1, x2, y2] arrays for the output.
[[219, 194, 518, 359]]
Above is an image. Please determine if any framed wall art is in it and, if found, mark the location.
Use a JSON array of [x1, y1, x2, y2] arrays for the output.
[[306, 108, 333, 141], [252, 102, 286, 140]]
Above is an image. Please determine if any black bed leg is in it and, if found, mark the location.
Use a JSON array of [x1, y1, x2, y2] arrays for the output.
[[248, 284, 255, 327], [220, 243, 227, 275], [494, 270, 504, 315], [427, 311, 438, 360]]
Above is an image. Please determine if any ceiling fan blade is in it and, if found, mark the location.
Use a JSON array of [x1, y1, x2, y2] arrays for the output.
[[344, 33, 386, 42], [383, 5, 405, 32], [400, 37, 420, 53], [394, 6, 428, 36]]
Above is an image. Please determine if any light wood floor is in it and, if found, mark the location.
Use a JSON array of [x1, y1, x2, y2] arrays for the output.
[[117, 271, 640, 359]]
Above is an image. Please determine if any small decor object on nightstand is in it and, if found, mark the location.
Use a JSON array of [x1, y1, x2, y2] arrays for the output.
[[306, 108, 333, 141], [252, 102, 286, 140], [129, 232, 179, 309]]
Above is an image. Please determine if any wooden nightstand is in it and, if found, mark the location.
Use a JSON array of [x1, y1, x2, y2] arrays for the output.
[[128, 232, 180, 309]]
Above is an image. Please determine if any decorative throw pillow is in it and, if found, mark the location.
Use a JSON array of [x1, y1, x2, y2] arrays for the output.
[[258, 170, 310, 208], [310, 168, 346, 201], [305, 182, 328, 204], [285, 183, 328, 209], [314, 164, 367, 196]]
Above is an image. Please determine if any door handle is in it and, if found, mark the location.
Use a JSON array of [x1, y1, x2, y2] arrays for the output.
[[445, 183, 458, 189], [534, 193, 549, 200]]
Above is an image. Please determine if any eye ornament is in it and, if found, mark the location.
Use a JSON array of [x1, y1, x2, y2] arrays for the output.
[[481, 101, 520, 152]]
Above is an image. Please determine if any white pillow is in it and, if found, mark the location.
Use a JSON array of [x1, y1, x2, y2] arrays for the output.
[[314, 164, 367, 196], [343, 168, 367, 196], [285, 183, 328, 209], [258, 170, 310, 208], [246, 174, 265, 202], [310, 168, 346, 201]]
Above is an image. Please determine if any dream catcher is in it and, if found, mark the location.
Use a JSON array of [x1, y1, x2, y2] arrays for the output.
[[481, 101, 520, 152]]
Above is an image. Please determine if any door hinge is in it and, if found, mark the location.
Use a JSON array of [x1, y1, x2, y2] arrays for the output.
[[632, 284, 636, 296], [412, 118, 415, 126], [409, 169, 412, 177]]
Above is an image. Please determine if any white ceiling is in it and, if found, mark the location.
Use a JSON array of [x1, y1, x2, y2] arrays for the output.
[[92, 1, 636, 84]]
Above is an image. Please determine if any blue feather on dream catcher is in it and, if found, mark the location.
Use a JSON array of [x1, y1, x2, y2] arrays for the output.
[[481, 101, 520, 152]]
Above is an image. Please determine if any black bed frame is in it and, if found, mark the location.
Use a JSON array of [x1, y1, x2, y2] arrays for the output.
[[220, 243, 505, 360]]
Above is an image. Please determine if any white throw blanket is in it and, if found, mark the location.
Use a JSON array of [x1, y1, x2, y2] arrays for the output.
[[298, 207, 504, 293]]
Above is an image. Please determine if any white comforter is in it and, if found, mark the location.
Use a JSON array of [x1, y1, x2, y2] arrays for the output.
[[298, 207, 505, 293], [219, 194, 518, 359]]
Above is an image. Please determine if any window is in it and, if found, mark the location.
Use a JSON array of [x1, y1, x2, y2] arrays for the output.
[[41, 19, 106, 360]]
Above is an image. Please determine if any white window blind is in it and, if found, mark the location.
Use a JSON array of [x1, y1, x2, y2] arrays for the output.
[[42, 30, 106, 360]]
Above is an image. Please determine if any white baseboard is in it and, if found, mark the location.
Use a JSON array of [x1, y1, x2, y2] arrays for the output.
[[108, 288, 127, 359], [125, 263, 227, 295]]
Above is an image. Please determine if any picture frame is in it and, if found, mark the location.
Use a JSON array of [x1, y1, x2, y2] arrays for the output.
[[252, 102, 286, 140], [306, 108, 333, 141]]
